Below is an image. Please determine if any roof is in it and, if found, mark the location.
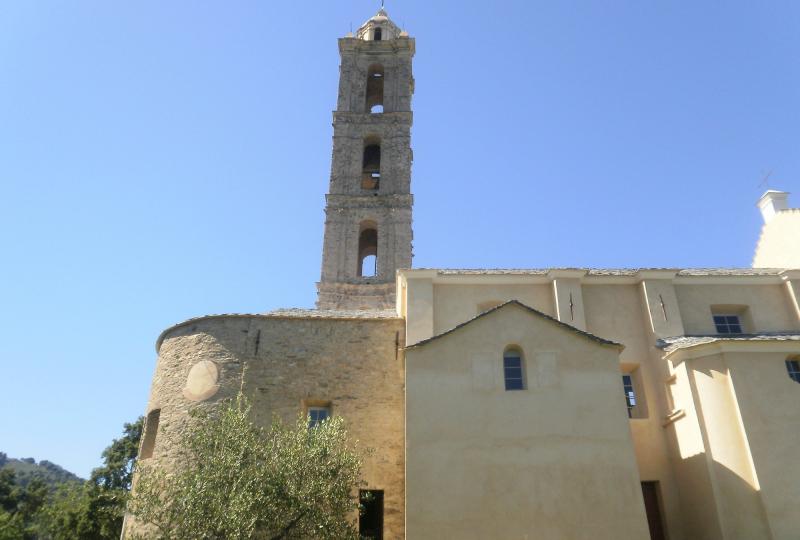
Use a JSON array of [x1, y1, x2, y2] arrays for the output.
[[265, 308, 398, 319], [404, 300, 623, 350], [657, 333, 800, 353], [424, 268, 787, 277], [156, 308, 400, 351]]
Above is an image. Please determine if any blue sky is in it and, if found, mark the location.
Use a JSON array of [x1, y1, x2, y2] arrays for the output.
[[1, 1, 798, 478]]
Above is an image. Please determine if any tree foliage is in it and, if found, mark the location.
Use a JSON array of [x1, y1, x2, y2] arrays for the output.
[[0, 417, 143, 539], [90, 418, 143, 492], [0, 469, 47, 540], [129, 394, 364, 540]]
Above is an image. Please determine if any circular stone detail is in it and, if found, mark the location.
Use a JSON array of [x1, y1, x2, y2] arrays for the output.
[[182, 360, 220, 402]]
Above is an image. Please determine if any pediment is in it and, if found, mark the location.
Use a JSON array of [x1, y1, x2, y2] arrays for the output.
[[405, 300, 622, 351]]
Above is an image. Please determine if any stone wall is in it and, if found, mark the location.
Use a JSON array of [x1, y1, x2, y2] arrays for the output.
[[125, 311, 406, 538]]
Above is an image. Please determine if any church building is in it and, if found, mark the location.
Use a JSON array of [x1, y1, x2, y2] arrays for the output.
[[127, 9, 800, 540]]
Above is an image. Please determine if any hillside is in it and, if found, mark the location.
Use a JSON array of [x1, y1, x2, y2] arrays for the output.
[[0, 452, 82, 487]]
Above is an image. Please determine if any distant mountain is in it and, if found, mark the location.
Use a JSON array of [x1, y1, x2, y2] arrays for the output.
[[0, 451, 83, 487]]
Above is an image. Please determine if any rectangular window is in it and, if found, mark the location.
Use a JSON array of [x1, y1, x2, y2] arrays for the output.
[[622, 375, 637, 418], [713, 314, 743, 334], [308, 407, 330, 428], [503, 355, 524, 391], [786, 359, 800, 384], [359, 490, 384, 540]]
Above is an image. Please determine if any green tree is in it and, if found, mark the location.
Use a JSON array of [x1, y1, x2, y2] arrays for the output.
[[128, 395, 364, 539], [90, 418, 143, 491], [34, 482, 126, 540], [0, 469, 47, 540], [34, 417, 143, 540]]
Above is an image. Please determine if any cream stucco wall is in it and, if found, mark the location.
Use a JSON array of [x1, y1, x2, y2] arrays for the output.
[[405, 303, 651, 540], [675, 284, 799, 335], [432, 283, 555, 335], [718, 348, 800, 539], [753, 209, 800, 268], [399, 269, 800, 540]]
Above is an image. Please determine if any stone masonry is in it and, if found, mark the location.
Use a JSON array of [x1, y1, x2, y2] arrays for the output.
[[124, 310, 406, 538], [317, 9, 415, 310]]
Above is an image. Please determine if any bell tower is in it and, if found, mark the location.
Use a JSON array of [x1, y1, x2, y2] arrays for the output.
[[316, 9, 415, 310]]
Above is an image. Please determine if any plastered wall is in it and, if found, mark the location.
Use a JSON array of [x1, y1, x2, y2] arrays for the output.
[[405, 304, 650, 540]]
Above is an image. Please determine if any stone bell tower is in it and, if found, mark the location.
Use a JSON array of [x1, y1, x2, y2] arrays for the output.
[[316, 8, 415, 310]]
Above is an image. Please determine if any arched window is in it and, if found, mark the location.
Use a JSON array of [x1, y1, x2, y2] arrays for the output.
[[365, 64, 384, 114], [503, 347, 525, 391], [362, 138, 381, 190], [358, 222, 378, 277], [139, 408, 161, 459], [787, 357, 800, 384], [373, 27, 382, 41]]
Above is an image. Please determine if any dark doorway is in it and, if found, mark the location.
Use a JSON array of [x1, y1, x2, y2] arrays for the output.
[[641, 481, 666, 540], [359, 489, 384, 539]]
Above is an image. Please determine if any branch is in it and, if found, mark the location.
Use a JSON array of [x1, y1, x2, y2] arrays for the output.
[[269, 509, 308, 540]]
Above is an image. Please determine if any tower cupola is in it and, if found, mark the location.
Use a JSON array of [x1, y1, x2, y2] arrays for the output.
[[356, 8, 404, 41]]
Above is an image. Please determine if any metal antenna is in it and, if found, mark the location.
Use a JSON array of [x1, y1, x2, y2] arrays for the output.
[[759, 170, 773, 190]]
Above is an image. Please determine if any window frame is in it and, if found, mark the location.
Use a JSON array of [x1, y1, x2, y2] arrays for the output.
[[713, 314, 743, 334], [307, 406, 331, 429], [786, 358, 800, 384], [503, 348, 525, 391], [622, 374, 637, 418]]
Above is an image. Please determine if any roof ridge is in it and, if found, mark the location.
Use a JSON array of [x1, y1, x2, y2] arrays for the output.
[[405, 299, 622, 350]]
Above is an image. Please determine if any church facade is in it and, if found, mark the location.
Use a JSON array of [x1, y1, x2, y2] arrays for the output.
[[127, 9, 800, 540]]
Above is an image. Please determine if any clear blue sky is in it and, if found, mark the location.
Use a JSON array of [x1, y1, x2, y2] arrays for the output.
[[1, 1, 799, 478]]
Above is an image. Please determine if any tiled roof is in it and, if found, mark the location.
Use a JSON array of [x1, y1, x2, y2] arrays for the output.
[[424, 268, 786, 276], [657, 333, 800, 352], [405, 299, 622, 350], [156, 308, 400, 351], [265, 308, 399, 319]]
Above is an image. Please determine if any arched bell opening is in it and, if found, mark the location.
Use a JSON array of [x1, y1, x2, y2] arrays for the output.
[[366, 64, 384, 114], [362, 137, 381, 190], [357, 222, 378, 278]]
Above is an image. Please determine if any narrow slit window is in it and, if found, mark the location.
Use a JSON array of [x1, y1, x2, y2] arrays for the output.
[[139, 409, 161, 460], [503, 349, 524, 391], [623, 375, 637, 418]]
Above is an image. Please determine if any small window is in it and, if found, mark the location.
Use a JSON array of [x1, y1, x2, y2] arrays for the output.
[[713, 315, 742, 334], [623, 375, 637, 418], [503, 348, 525, 391], [139, 409, 161, 460], [373, 27, 382, 41], [308, 407, 330, 428], [787, 358, 800, 384], [621, 367, 647, 419]]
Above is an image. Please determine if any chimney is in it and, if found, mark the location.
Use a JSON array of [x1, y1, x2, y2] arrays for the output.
[[757, 190, 790, 223]]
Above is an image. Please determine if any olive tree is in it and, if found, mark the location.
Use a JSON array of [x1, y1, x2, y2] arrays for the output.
[[128, 395, 364, 539]]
